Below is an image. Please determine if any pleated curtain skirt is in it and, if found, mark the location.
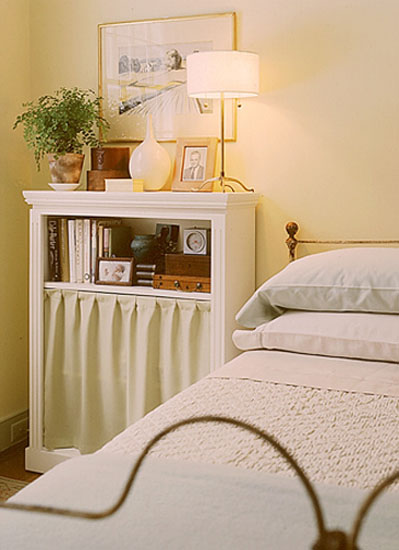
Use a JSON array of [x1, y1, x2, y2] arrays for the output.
[[43, 289, 211, 453]]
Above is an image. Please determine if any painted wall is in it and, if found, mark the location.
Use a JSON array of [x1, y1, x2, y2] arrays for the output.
[[0, 0, 31, 421], [28, 0, 399, 283], [2, 0, 397, 428]]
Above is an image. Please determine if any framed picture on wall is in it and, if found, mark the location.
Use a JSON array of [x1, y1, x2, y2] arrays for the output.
[[172, 137, 218, 192], [98, 12, 236, 142]]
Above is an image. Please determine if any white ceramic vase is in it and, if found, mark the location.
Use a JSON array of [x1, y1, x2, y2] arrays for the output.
[[129, 115, 171, 191]]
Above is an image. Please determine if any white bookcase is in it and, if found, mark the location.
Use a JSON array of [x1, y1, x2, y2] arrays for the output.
[[23, 191, 259, 472]]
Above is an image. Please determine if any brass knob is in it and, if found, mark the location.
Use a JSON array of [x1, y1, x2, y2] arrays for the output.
[[174, 280, 180, 288], [196, 282, 202, 290]]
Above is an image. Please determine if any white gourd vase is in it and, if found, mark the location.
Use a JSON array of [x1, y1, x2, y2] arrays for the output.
[[129, 115, 171, 191]]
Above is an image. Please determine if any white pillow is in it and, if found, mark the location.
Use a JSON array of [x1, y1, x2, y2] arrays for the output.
[[233, 310, 399, 363], [236, 247, 399, 328]]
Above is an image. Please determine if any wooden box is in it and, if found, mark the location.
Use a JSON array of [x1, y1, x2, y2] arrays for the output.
[[87, 170, 129, 191], [164, 254, 211, 277], [153, 274, 211, 293], [91, 147, 130, 171]]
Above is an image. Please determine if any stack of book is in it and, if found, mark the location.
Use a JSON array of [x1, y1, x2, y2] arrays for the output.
[[135, 263, 157, 287], [47, 217, 132, 283]]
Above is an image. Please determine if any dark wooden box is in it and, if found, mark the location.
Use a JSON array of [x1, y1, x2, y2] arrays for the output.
[[87, 170, 129, 191], [153, 274, 211, 293], [164, 254, 211, 277], [91, 147, 130, 171]]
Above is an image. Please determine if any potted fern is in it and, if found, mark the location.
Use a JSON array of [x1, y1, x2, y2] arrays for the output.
[[14, 87, 109, 188]]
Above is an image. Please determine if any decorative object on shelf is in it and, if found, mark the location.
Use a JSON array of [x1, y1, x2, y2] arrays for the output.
[[87, 170, 129, 191], [135, 263, 157, 286], [13, 87, 109, 188], [130, 234, 160, 264], [172, 137, 218, 192], [155, 223, 179, 254], [187, 50, 259, 193], [183, 228, 210, 255], [104, 179, 133, 192], [128, 115, 171, 191], [98, 13, 236, 142], [153, 274, 211, 292], [91, 147, 130, 171], [87, 147, 130, 191], [165, 253, 210, 277], [95, 257, 134, 286], [48, 153, 85, 185]]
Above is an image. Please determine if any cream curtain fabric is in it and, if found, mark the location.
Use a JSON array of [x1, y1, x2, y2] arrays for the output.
[[44, 289, 211, 453]]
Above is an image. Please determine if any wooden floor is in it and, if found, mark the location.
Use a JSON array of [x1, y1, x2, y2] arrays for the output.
[[0, 440, 40, 482]]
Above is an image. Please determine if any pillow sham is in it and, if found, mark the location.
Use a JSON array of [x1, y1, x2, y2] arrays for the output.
[[233, 310, 399, 363], [235, 247, 399, 328]]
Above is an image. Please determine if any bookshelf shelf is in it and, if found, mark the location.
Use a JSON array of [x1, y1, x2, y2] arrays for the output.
[[44, 281, 211, 301], [23, 190, 259, 473]]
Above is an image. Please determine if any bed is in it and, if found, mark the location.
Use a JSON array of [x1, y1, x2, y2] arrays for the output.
[[1, 224, 399, 549]]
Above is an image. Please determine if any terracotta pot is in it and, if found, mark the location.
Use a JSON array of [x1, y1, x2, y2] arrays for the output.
[[48, 153, 85, 183]]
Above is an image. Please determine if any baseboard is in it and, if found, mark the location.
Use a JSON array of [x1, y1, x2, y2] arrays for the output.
[[0, 410, 29, 453]]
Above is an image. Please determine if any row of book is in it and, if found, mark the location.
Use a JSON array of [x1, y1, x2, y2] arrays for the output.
[[47, 217, 132, 283]]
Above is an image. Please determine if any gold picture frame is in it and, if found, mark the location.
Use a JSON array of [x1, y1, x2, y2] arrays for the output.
[[172, 137, 218, 192], [98, 12, 236, 142]]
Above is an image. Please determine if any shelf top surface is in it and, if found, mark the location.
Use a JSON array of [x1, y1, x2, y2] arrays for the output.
[[23, 190, 260, 214]]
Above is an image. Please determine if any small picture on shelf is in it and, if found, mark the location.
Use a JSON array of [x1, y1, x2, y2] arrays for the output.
[[95, 257, 134, 286], [172, 137, 217, 192], [155, 223, 179, 254]]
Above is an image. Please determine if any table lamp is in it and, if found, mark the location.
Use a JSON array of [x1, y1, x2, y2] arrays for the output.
[[186, 50, 259, 192]]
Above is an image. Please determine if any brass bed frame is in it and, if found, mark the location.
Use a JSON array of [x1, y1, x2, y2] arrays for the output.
[[285, 221, 399, 262], [0, 414, 398, 550]]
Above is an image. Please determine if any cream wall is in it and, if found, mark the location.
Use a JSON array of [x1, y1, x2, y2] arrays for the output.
[[29, 0, 399, 282], [3, 0, 397, 428], [0, 0, 31, 420]]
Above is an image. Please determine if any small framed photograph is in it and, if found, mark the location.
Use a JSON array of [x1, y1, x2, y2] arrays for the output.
[[172, 137, 218, 192], [95, 257, 134, 286], [155, 223, 179, 253]]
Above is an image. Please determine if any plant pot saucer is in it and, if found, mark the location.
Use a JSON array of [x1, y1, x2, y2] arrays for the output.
[[48, 183, 81, 191]]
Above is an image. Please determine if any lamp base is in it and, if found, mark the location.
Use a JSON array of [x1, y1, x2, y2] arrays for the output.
[[193, 175, 255, 193]]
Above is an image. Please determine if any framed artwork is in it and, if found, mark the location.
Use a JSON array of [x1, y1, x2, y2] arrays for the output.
[[95, 257, 134, 286], [98, 13, 236, 142], [172, 137, 218, 192]]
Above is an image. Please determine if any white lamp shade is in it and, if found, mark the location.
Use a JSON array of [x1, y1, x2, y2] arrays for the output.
[[186, 50, 259, 99]]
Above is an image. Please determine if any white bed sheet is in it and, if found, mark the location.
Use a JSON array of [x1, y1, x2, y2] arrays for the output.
[[211, 349, 399, 397], [1, 453, 398, 549]]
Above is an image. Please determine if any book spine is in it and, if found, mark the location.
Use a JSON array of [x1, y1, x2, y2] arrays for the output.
[[47, 218, 61, 282], [91, 220, 97, 283], [135, 271, 155, 279], [59, 218, 70, 282], [83, 219, 91, 283], [136, 263, 157, 271], [103, 227, 111, 258], [68, 219, 76, 283], [75, 219, 84, 283], [98, 224, 104, 257], [136, 279, 154, 287]]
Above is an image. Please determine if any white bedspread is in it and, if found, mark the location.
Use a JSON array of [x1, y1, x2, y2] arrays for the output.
[[1, 453, 398, 549], [212, 349, 399, 396], [101, 350, 399, 491]]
